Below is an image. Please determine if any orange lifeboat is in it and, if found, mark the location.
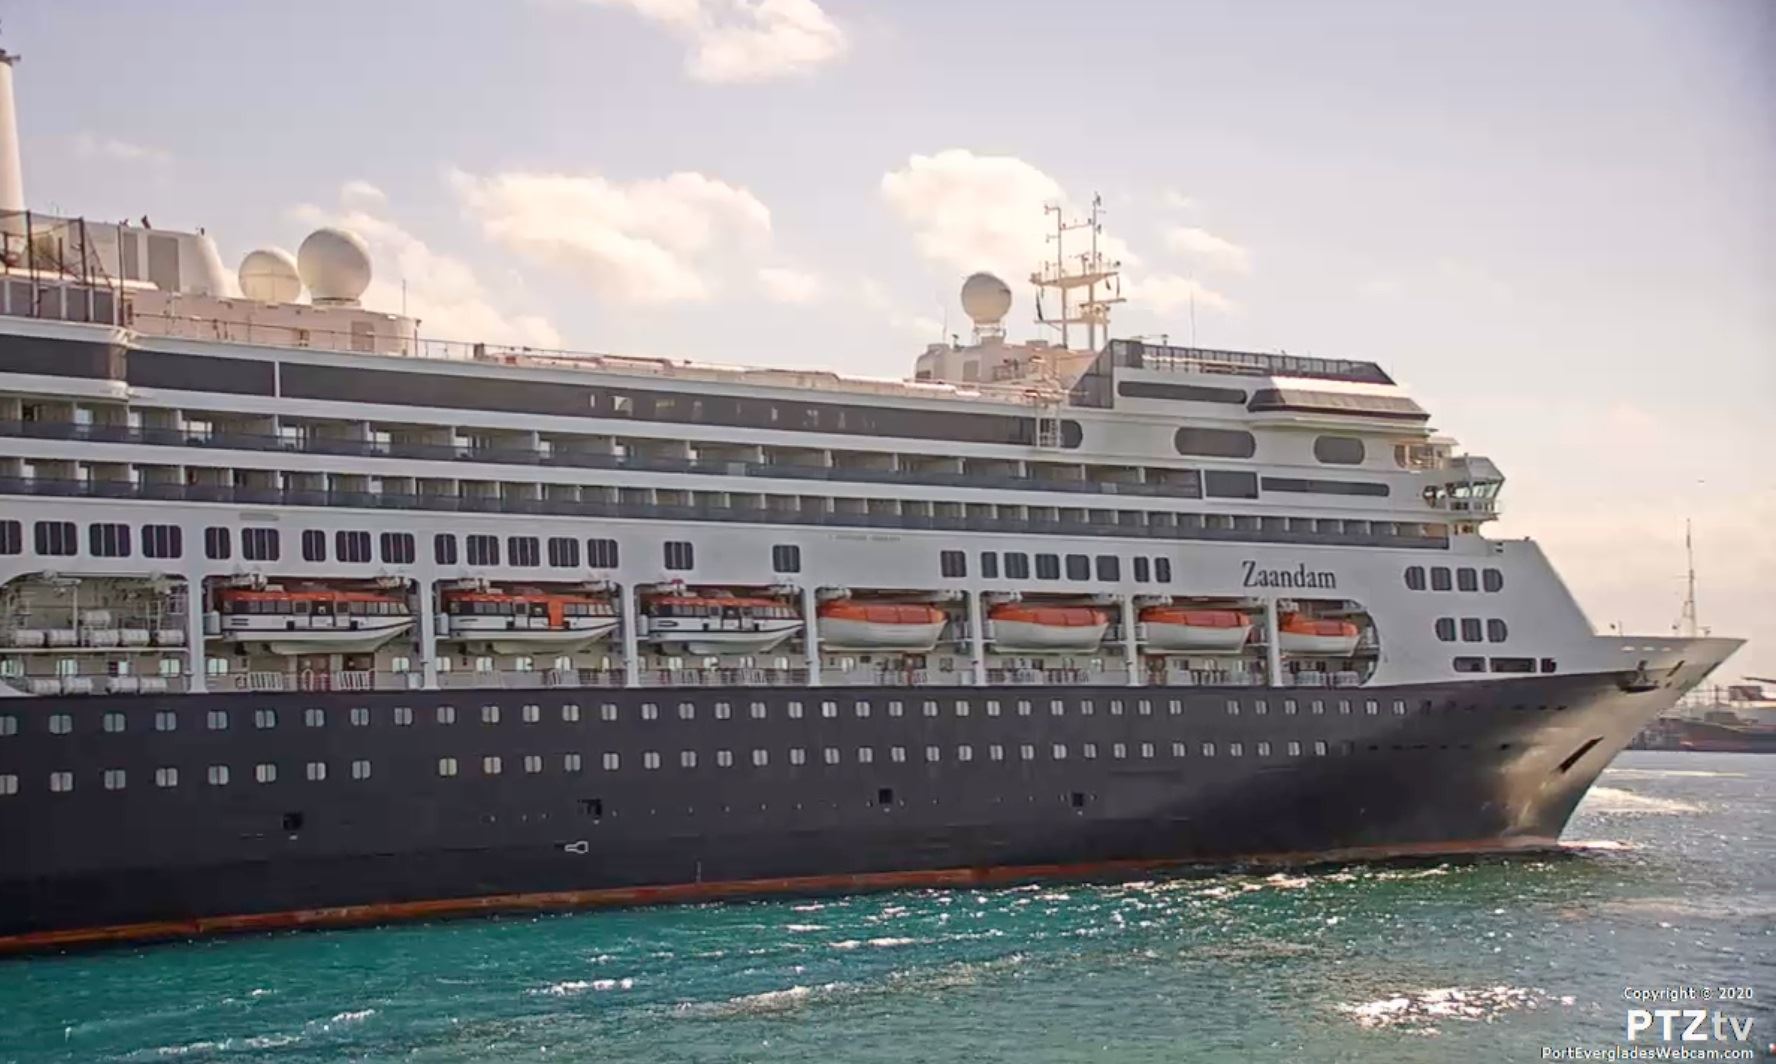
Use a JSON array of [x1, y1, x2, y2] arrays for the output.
[[816, 602, 948, 651], [1277, 614, 1361, 656], [1140, 607, 1251, 654], [217, 586, 413, 655], [987, 604, 1110, 653]]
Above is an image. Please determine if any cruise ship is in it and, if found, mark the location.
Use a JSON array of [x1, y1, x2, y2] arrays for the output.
[[0, 49, 1741, 952]]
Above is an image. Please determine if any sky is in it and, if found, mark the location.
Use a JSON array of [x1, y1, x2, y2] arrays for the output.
[[8, 0, 1774, 682]]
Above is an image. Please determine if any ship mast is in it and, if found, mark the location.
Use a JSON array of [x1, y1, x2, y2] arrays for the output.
[[1030, 194, 1124, 351], [1678, 518, 1699, 638]]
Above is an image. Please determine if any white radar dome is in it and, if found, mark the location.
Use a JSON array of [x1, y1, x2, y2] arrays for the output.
[[297, 227, 373, 304], [237, 247, 302, 303], [960, 271, 1012, 325]]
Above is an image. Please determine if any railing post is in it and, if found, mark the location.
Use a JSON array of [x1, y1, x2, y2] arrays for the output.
[[801, 584, 821, 687], [967, 590, 987, 687]]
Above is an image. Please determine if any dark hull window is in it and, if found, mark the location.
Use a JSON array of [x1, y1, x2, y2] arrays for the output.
[[1174, 427, 1256, 459], [1204, 470, 1259, 499]]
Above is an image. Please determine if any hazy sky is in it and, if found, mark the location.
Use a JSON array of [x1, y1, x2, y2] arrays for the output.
[[10, 0, 1773, 681]]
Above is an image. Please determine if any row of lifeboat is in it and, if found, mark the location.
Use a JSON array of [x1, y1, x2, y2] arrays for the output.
[[212, 585, 1360, 657]]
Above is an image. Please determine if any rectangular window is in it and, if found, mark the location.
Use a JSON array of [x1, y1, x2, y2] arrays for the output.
[[88, 523, 131, 558], [352, 759, 372, 780], [980, 551, 999, 579], [466, 535, 499, 566], [1154, 557, 1173, 583], [1482, 568, 1504, 593], [201, 526, 231, 560], [772, 544, 802, 573], [35, 521, 77, 557], [1460, 617, 1483, 643], [379, 532, 415, 564], [664, 541, 694, 570], [1489, 656, 1535, 673], [1203, 470, 1259, 499], [548, 537, 580, 568], [1065, 554, 1090, 581], [507, 536, 540, 567], [242, 528, 280, 561], [1405, 566, 1427, 591], [1453, 656, 1486, 673], [0, 520, 19, 555], [1094, 555, 1120, 582], [434, 533, 458, 565], [154, 767, 177, 788], [1435, 617, 1457, 642], [142, 524, 182, 559], [1486, 619, 1508, 643], [302, 529, 327, 562], [335, 532, 371, 564], [939, 550, 967, 578], [1035, 553, 1060, 580], [1456, 567, 1478, 592], [1431, 566, 1452, 591], [1004, 552, 1030, 579], [1132, 556, 1150, 583], [587, 538, 619, 568]]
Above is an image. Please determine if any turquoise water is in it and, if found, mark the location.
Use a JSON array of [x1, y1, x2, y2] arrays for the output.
[[2, 751, 1772, 1063]]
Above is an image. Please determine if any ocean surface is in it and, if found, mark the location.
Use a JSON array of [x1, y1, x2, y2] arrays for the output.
[[2, 750, 1771, 1063]]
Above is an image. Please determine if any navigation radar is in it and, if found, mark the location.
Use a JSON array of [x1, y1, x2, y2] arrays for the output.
[[961, 272, 1013, 327], [297, 227, 372, 305], [238, 247, 301, 303]]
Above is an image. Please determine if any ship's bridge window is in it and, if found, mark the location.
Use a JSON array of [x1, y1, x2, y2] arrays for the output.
[[0, 520, 19, 555], [1313, 435, 1366, 465], [1175, 427, 1257, 459], [33, 521, 77, 557], [466, 535, 500, 566], [664, 541, 694, 571], [337, 531, 372, 564], [548, 537, 580, 568], [380, 532, 415, 565], [242, 528, 280, 561], [142, 524, 182, 559], [1430, 567, 1452, 591], [200, 526, 230, 560], [1482, 568, 1504, 593], [88, 523, 131, 558], [508, 536, 540, 567]]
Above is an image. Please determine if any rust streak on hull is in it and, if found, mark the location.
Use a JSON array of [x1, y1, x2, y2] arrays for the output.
[[0, 835, 1557, 956]]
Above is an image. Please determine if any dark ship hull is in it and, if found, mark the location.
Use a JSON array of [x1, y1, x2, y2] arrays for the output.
[[0, 668, 1690, 952]]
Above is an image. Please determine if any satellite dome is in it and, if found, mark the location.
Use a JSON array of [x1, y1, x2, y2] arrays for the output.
[[297, 227, 372, 304], [238, 247, 302, 303], [960, 271, 1012, 325]]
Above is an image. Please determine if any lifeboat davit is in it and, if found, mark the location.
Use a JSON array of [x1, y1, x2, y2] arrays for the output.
[[642, 595, 803, 655], [439, 588, 619, 654], [1140, 607, 1251, 654], [1277, 614, 1361, 656], [988, 604, 1109, 653], [817, 602, 948, 651], [216, 587, 414, 655]]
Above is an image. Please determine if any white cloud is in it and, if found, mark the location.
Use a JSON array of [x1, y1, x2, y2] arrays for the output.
[[757, 265, 823, 303], [590, 0, 846, 83], [340, 179, 387, 208], [291, 185, 561, 348], [1125, 273, 1235, 315], [451, 168, 772, 304], [72, 133, 170, 166], [1165, 226, 1252, 275], [1161, 188, 1199, 211]]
